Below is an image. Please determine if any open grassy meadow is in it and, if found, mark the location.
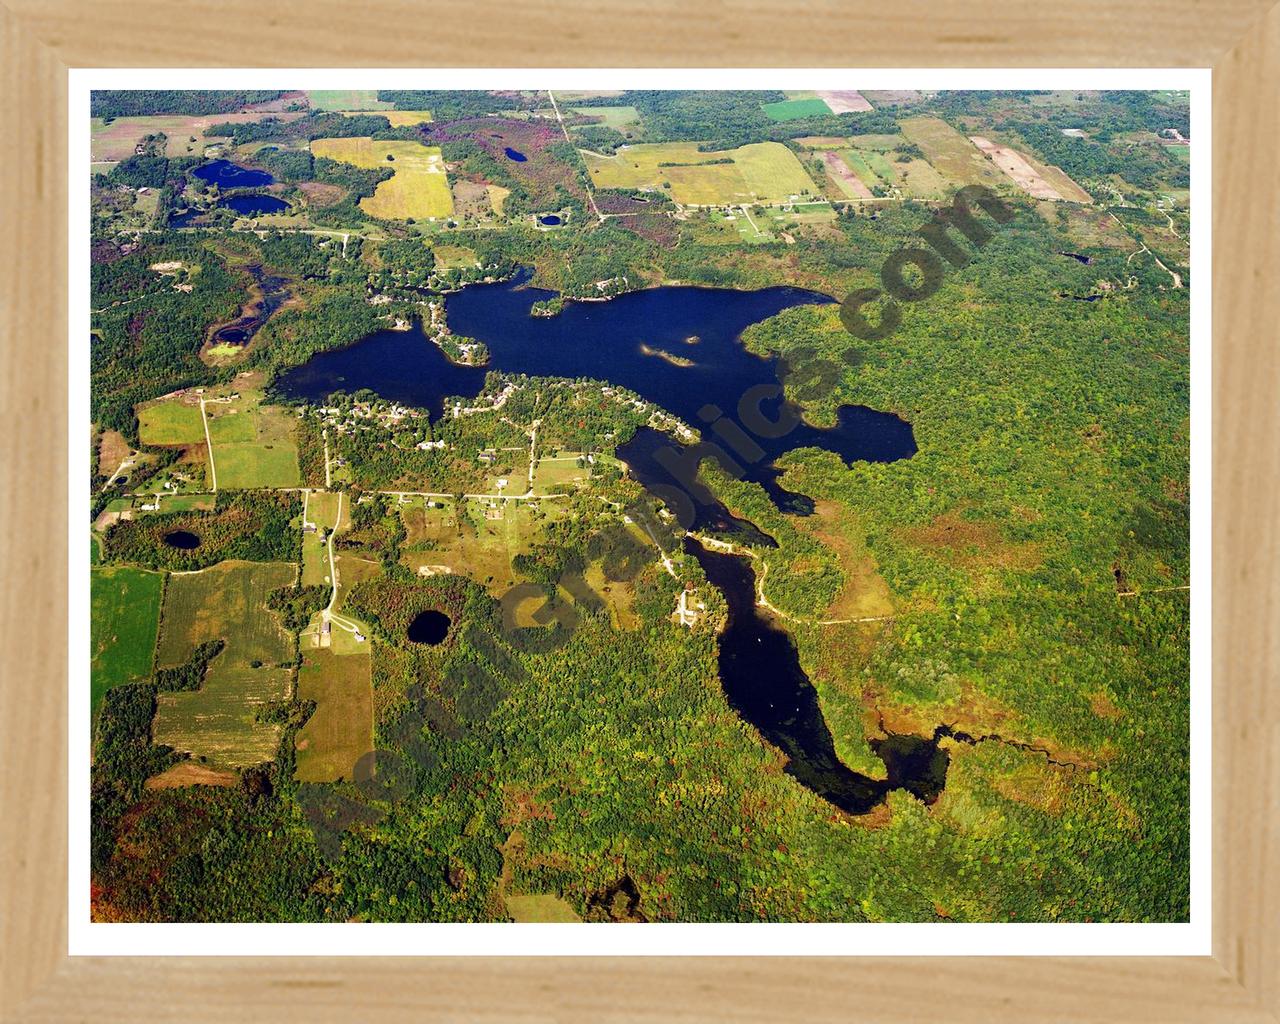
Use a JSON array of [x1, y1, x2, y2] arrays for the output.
[[307, 90, 393, 111], [570, 105, 640, 128], [311, 137, 453, 220], [153, 560, 296, 767], [294, 647, 373, 783], [761, 97, 832, 121], [898, 116, 1007, 188], [377, 110, 433, 126], [582, 141, 819, 206], [137, 398, 205, 447], [91, 566, 164, 716], [302, 490, 342, 586], [205, 393, 301, 489]]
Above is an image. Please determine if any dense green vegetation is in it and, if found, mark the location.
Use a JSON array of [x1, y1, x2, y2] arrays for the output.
[[92, 91, 286, 118], [104, 491, 300, 570]]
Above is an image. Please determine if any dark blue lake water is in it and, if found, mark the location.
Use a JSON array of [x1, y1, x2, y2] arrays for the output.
[[538, 214, 562, 225], [219, 194, 290, 216], [193, 160, 274, 188], [275, 269, 915, 515], [504, 147, 527, 162]]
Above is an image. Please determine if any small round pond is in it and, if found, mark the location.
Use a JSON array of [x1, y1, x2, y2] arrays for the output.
[[163, 530, 201, 550], [538, 214, 562, 226], [504, 147, 527, 162], [407, 610, 451, 645]]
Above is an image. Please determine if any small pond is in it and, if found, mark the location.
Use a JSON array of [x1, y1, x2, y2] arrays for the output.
[[407, 610, 451, 645], [193, 159, 274, 189], [538, 214, 562, 226], [163, 530, 201, 550], [219, 194, 290, 216], [504, 147, 528, 162]]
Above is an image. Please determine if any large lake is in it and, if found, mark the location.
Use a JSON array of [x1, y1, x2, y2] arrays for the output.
[[276, 269, 915, 513]]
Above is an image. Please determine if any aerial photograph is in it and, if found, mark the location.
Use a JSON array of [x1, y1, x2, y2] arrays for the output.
[[88, 86, 1192, 924]]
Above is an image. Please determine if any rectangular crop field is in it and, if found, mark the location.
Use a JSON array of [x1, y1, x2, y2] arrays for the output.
[[91, 567, 164, 716], [294, 647, 373, 783], [311, 137, 453, 220], [835, 151, 880, 193], [378, 110, 433, 127], [761, 97, 832, 121], [571, 106, 640, 128], [206, 397, 301, 489], [969, 136, 1091, 202], [137, 398, 205, 447], [817, 90, 872, 113], [847, 134, 908, 151], [816, 151, 871, 198], [583, 142, 819, 206], [153, 560, 296, 767], [307, 90, 393, 111], [898, 116, 1007, 188]]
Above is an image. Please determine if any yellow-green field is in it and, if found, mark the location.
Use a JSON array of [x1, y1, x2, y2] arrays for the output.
[[398, 499, 550, 595], [898, 116, 1006, 188], [307, 90, 393, 111], [582, 141, 820, 206], [505, 894, 582, 922], [311, 137, 453, 220], [531, 455, 591, 495], [153, 560, 296, 767], [205, 391, 301, 489], [302, 490, 342, 587], [294, 647, 373, 783], [376, 110, 433, 127], [571, 105, 640, 128], [137, 398, 205, 447], [91, 566, 164, 717]]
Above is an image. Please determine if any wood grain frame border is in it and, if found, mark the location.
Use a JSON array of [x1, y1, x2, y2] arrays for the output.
[[2, 4, 1276, 1020]]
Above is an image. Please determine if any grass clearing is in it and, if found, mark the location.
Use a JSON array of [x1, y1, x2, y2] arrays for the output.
[[583, 141, 819, 206], [307, 90, 393, 111], [311, 137, 453, 220], [91, 567, 164, 717], [399, 499, 549, 595], [898, 116, 1006, 188], [153, 560, 296, 767], [205, 391, 301, 489], [505, 894, 582, 922], [137, 397, 205, 447], [761, 97, 832, 121], [571, 105, 640, 128], [294, 647, 373, 783]]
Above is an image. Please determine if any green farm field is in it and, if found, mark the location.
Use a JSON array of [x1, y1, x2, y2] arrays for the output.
[[153, 560, 296, 767], [571, 105, 640, 128], [307, 90, 393, 111], [206, 399, 301, 489], [761, 97, 832, 121], [582, 141, 819, 206], [899, 116, 1007, 188], [91, 566, 164, 716], [311, 137, 453, 220], [137, 398, 205, 447], [294, 647, 373, 783]]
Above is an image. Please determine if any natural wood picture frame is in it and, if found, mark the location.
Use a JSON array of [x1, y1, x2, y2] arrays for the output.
[[2, 2, 1276, 1019]]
